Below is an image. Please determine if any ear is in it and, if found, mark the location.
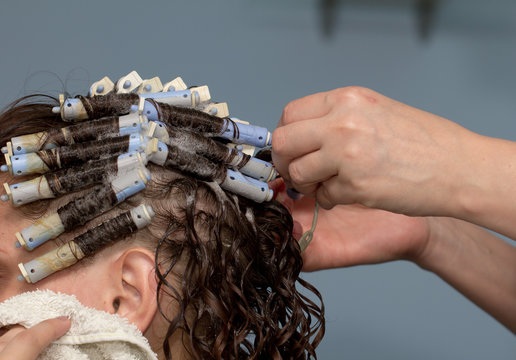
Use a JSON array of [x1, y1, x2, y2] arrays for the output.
[[102, 247, 158, 332]]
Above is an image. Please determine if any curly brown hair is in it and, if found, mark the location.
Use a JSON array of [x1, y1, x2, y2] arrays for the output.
[[0, 95, 325, 359]]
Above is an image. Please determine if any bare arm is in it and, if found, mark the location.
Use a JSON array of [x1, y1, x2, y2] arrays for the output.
[[450, 134, 516, 242], [272, 182, 516, 333], [420, 217, 516, 333]]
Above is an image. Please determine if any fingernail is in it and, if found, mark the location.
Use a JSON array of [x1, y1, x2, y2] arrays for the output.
[[56, 316, 69, 321], [286, 187, 303, 200]]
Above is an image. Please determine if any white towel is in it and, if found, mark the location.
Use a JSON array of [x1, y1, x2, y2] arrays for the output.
[[0, 289, 158, 360]]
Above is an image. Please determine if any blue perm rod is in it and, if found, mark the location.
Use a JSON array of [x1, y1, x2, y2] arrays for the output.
[[221, 169, 273, 203], [52, 87, 211, 121], [17, 204, 155, 284], [2, 133, 146, 177], [14, 167, 151, 251], [134, 99, 272, 148], [1, 112, 148, 155]]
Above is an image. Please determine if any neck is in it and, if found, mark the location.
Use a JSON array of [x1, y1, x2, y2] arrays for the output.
[[144, 310, 191, 360]]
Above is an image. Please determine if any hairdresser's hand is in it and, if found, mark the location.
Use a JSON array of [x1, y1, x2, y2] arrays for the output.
[[272, 179, 430, 271], [0, 317, 71, 360], [272, 86, 476, 217]]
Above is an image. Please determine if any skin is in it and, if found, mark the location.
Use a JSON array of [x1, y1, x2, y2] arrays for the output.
[[272, 86, 516, 240], [0, 200, 116, 305], [0, 200, 94, 359], [0, 192, 186, 359], [0, 318, 71, 360], [273, 182, 516, 333], [271, 87, 516, 333]]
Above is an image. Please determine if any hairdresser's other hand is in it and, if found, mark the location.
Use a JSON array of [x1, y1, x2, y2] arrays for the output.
[[0, 317, 71, 360], [272, 86, 475, 217], [272, 180, 430, 271]]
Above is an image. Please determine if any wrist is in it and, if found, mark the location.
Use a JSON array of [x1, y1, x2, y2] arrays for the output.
[[449, 133, 492, 217], [411, 217, 455, 272], [450, 134, 516, 238], [412, 120, 480, 219]]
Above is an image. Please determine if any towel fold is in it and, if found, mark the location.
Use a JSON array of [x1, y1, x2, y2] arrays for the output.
[[0, 289, 158, 360]]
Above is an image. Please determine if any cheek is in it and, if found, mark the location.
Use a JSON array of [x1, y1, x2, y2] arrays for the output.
[[0, 265, 104, 311], [3, 245, 101, 308], [0, 278, 32, 302], [34, 268, 104, 309]]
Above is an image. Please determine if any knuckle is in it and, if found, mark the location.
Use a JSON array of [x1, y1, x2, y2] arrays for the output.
[[334, 114, 364, 135], [288, 161, 305, 184], [316, 185, 333, 208], [316, 183, 332, 205], [281, 101, 296, 125], [344, 174, 371, 204], [326, 86, 371, 106], [13, 329, 34, 345], [342, 141, 363, 160], [271, 127, 288, 155], [347, 176, 365, 194]]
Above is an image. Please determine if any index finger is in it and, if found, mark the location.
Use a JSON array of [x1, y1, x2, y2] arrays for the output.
[[279, 91, 333, 127], [0, 317, 71, 360]]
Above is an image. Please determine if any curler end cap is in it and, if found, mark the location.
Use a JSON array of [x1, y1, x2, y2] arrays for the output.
[[51, 106, 60, 114], [266, 189, 274, 202], [17, 274, 25, 282], [0, 165, 8, 172], [145, 205, 155, 218], [1, 147, 7, 154], [14, 240, 21, 248]]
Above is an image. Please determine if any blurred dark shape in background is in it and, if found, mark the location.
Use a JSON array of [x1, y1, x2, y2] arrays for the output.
[[320, 0, 440, 41]]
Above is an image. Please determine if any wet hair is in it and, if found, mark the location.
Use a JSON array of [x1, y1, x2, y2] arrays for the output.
[[0, 95, 324, 359]]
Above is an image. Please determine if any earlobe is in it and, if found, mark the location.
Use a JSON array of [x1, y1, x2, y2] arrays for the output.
[[106, 247, 158, 332]]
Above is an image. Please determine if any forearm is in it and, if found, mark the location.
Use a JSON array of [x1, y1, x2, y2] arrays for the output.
[[417, 217, 516, 333], [450, 134, 516, 240]]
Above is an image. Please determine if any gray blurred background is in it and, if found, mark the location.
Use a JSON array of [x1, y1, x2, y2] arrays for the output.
[[0, 0, 514, 358]]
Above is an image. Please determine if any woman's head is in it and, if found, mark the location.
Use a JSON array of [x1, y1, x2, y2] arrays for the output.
[[0, 94, 324, 359]]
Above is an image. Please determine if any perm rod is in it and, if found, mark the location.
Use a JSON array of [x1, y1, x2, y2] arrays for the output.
[[53, 87, 211, 121], [2, 133, 149, 177], [17, 204, 155, 284], [15, 167, 151, 251], [135, 99, 272, 148], [2, 113, 148, 156], [1, 151, 147, 206], [221, 169, 273, 203]]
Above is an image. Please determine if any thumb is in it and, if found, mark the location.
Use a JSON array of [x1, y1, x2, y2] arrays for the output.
[[0, 317, 71, 360]]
